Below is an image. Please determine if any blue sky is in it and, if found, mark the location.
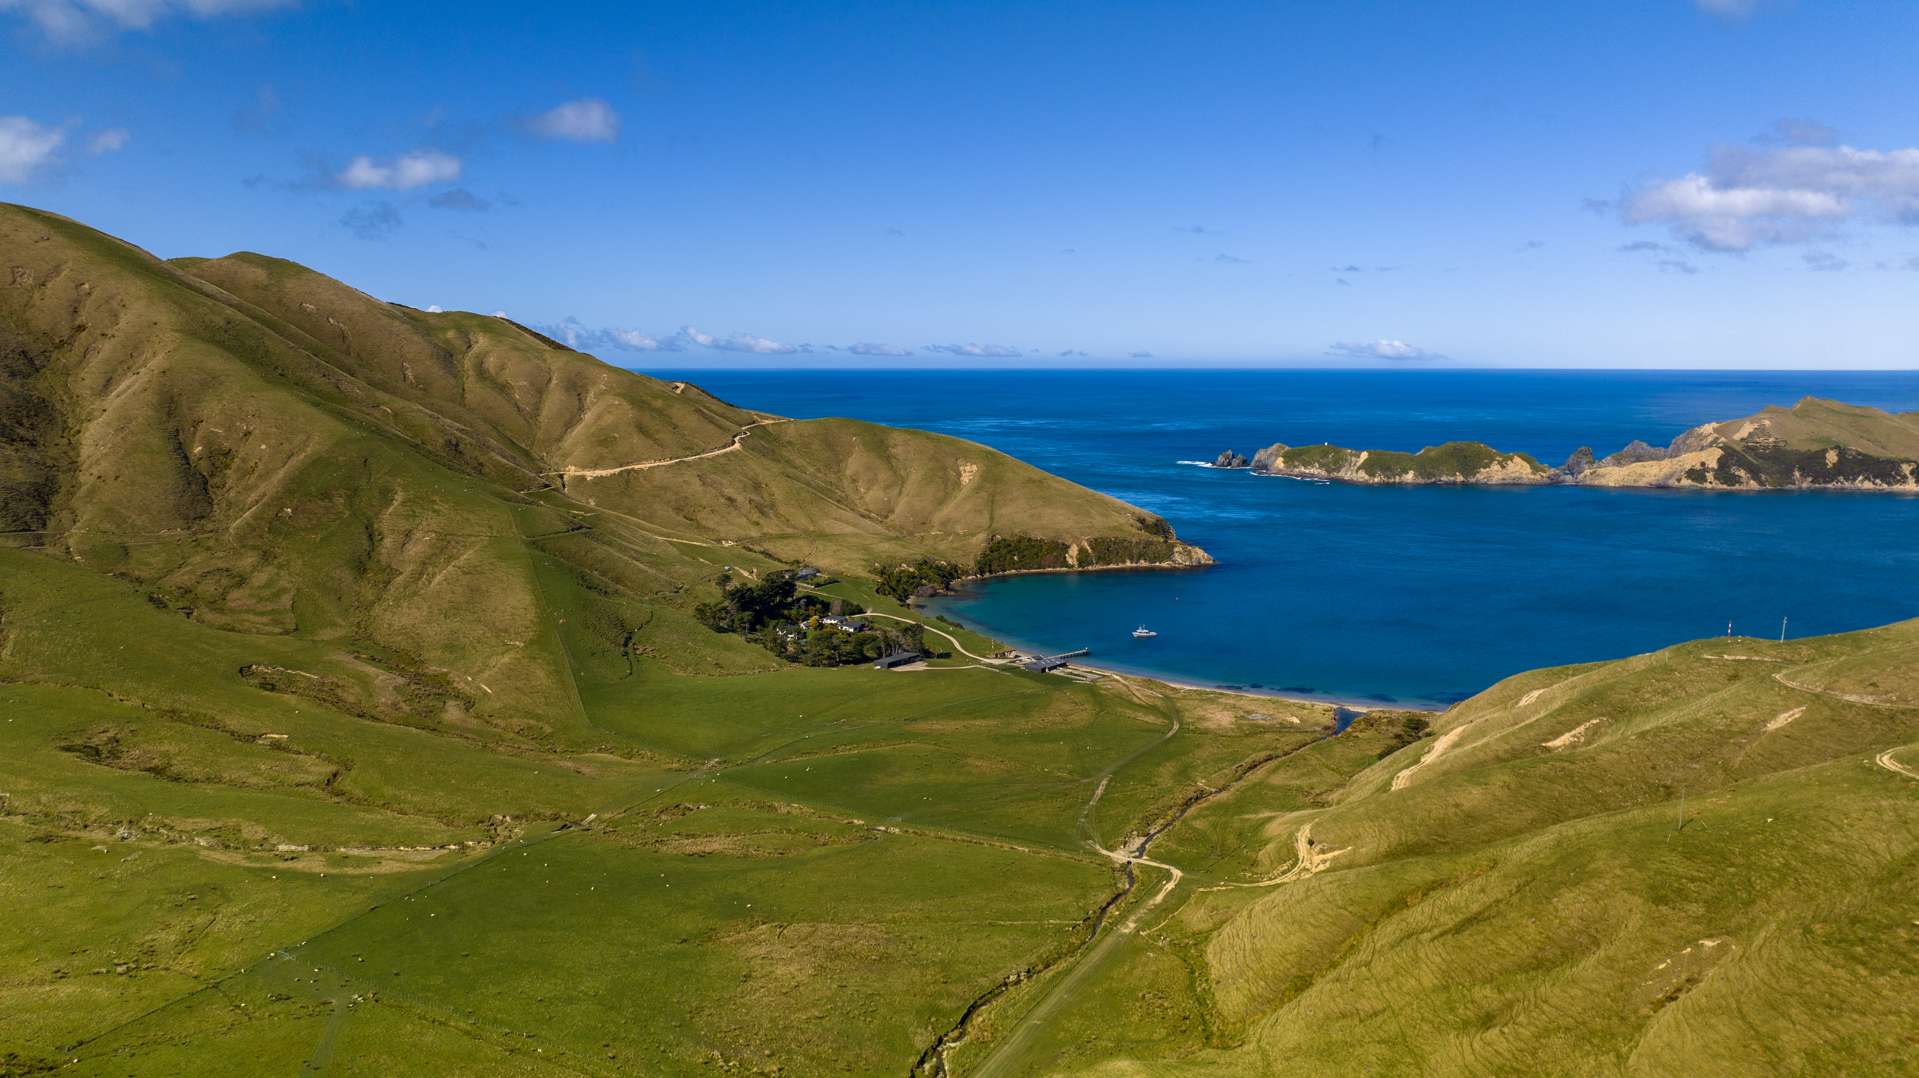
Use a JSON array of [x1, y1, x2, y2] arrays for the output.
[[2, 0, 1916, 368]]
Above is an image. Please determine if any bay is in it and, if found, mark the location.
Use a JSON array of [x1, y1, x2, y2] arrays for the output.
[[646, 369, 1919, 707]]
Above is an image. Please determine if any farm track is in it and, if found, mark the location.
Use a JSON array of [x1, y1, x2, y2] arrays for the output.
[[927, 730, 1331, 1078], [1878, 747, 1919, 782], [864, 612, 1002, 665], [547, 419, 787, 481]]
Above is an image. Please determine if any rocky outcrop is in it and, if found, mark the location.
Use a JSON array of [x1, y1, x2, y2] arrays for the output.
[[1212, 449, 1250, 468], [1600, 439, 1670, 467], [1239, 399, 1919, 491], [1559, 446, 1597, 478]]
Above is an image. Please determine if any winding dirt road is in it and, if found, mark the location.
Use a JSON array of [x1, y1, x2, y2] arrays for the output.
[[1768, 664, 1917, 782], [547, 419, 785, 481], [1198, 821, 1346, 892], [863, 611, 1001, 664]]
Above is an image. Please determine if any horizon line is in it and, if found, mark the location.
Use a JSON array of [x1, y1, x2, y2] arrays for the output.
[[628, 364, 1919, 375]]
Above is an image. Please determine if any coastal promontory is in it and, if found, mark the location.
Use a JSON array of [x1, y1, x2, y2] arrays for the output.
[[1246, 398, 1919, 490]]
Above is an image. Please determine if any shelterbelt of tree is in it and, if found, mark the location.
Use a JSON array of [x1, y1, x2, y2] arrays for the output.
[[4, 203, 1918, 1076], [1240, 396, 1919, 489]]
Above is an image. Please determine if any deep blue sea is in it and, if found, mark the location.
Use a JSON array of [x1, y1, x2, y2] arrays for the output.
[[646, 369, 1919, 708]]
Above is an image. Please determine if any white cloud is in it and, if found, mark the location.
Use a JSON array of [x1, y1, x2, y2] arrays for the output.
[[425, 304, 445, 313], [1328, 339, 1438, 361], [529, 99, 619, 143], [1625, 142, 1919, 251], [336, 150, 461, 190], [680, 325, 797, 354], [0, 0, 287, 43], [87, 127, 128, 154], [0, 115, 63, 182], [535, 318, 679, 353], [847, 342, 912, 356], [609, 329, 670, 350], [923, 342, 1022, 358]]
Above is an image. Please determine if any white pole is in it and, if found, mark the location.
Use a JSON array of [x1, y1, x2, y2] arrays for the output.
[[1779, 616, 1788, 642]]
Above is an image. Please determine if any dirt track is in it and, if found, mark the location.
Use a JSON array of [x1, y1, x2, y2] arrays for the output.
[[1392, 723, 1467, 790], [548, 419, 785, 480], [864, 612, 1000, 664]]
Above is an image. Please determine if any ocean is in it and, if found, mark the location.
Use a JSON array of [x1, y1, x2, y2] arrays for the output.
[[644, 369, 1919, 708]]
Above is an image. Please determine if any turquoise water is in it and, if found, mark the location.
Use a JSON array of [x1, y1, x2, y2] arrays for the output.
[[648, 370, 1919, 707]]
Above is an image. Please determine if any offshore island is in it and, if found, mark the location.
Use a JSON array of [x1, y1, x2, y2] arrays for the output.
[[1209, 397, 1919, 490]]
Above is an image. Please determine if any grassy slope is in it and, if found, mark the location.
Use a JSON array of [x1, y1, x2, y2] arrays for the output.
[[971, 623, 1919, 1076], [0, 203, 1240, 1073], [1706, 396, 1919, 459], [0, 543, 1328, 1074], [176, 242, 1202, 574]]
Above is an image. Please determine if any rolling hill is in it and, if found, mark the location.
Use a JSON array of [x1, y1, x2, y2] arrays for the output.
[[0, 202, 1205, 728], [941, 620, 1919, 1075], [4, 203, 1917, 1076]]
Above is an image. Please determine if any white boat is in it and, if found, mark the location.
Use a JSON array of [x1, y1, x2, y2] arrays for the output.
[[1132, 626, 1157, 639]]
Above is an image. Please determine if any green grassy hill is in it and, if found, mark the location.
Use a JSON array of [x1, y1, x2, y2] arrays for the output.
[[1, 202, 1243, 1073], [946, 622, 1919, 1076], [1702, 396, 1919, 460], [0, 202, 1203, 721]]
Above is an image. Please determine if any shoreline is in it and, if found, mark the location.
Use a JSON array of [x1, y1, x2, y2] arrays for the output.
[[1068, 659, 1442, 713], [1186, 458, 1919, 494], [1180, 456, 1919, 494], [956, 557, 1214, 587], [919, 590, 1445, 714]]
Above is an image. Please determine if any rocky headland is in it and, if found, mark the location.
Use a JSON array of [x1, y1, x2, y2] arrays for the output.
[[1227, 398, 1919, 490]]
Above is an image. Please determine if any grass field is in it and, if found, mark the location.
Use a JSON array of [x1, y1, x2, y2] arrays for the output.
[[0, 543, 1335, 1074], [941, 626, 1919, 1076]]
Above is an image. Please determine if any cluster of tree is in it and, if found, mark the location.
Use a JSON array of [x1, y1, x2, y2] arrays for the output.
[[973, 531, 1181, 576], [784, 618, 927, 667], [871, 525, 1184, 602], [975, 535, 1072, 574], [1083, 534, 1179, 565], [1373, 714, 1433, 759], [874, 558, 965, 602], [694, 571, 923, 667]]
